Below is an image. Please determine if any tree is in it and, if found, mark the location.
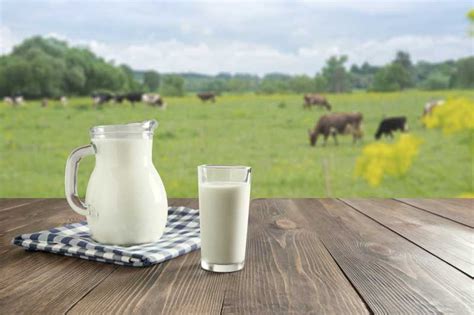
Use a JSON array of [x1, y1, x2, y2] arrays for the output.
[[371, 52, 414, 92], [120, 64, 142, 92], [257, 73, 291, 94], [392, 51, 414, 88], [450, 57, 474, 89], [160, 75, 184, 96], [314, 74, 327, 92], [0, 36, 134, 97], [321, 56, 351, 93], [371, 63, 407, 92], [288, 75, 314, 93], [349, 62, 380, 90], [393, 51, 412, 71], [419, 71, 450, 90], [143, 70, 160, 92]]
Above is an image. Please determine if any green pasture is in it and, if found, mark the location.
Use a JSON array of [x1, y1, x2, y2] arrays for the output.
[[0, 90, 472, 198]]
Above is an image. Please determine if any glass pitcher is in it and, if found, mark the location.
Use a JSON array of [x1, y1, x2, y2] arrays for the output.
[[65, 120, 168, 245]]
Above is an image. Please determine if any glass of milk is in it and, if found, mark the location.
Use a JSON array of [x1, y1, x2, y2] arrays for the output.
[[198, 165, 252, 272]]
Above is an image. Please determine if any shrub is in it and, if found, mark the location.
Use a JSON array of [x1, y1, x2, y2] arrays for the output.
[[355, 134, 422, 186], [422, 98, 474, 134]]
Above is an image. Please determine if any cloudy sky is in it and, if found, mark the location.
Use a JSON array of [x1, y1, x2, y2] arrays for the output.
[[0, 0, 472, 75]]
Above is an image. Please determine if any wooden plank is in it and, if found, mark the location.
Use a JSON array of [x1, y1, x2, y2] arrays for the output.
[[0, 199, 83, 258], [396, 198, 474, 228], [0, 198, 42, 212], [221, 199, 368, 314], [0, 199, 84, 280], [286, 199, 473, 314], [68, 199, 231, 314], [0, 199, 118, 314], [342, 199, 474, 277]]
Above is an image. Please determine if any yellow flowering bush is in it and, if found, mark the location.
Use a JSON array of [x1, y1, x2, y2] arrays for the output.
[[422, 98, 474, 134], [355, 135, 422, 186]]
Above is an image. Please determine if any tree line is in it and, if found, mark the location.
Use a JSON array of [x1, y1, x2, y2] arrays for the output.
[[0, 36, 472, 98]]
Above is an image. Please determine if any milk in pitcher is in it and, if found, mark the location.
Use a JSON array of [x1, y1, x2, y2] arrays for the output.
[[85, 137, 167, 245], [65, 120, 168, 245]]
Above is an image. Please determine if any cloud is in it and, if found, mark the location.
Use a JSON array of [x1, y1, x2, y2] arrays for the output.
[[1, 26, 471, 75], [0, 26, 20, 54], [78, 35, 472, 75]]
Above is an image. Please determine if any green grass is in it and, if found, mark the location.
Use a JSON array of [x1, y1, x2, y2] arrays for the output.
[[1, 90, 472, 198]]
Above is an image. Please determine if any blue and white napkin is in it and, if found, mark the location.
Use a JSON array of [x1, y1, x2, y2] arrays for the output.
[[12, 206, 200, 267]]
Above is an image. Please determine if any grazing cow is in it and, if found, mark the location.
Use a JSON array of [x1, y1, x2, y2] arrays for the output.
[[125, 92, 143, 106], [423, 99, 444, 117], [197, 92, 216, 103], [13, 96, 24, 106], [142, 93, 166, 109], [114, 94, 125, 103], [60, 96, 68, 106], [303, 94, 331, 110], [92, 92, 114, 106], [308, 112, 363, 146], [3, 97, 13, 105], [375, 116, 408, 140]]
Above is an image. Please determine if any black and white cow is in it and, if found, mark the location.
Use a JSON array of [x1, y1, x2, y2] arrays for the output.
[[375, 116, 408, 139], [142, 93, 166, 109], [92, 92, 114, 106]]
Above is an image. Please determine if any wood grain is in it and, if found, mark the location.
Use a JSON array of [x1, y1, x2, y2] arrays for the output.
[[396, 198, 474, 228], [221, 198, 369, 314], [0, 198, 41, 212], [68, 199, 230, 315], [286, 198, 473, 314], [342, 198, 474, 277], [1, 198, 472, 314], [0, 199, 82, 258], [0, 199, 117, 314]]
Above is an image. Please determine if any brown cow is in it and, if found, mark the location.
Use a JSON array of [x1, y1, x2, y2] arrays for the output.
[[197, 92, 216, 103], [308, 112, 363, 146], [303, 94, 331, 110]]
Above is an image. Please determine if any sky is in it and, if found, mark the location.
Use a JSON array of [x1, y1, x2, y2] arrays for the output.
[[0, 0, 472, 75]]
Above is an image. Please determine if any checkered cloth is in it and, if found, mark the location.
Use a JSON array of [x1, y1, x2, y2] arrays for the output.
[[12, 206, 200, 267]]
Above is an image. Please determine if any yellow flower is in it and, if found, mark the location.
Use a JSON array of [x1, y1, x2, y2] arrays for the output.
[[355, 135, 422, 187], [423, 98, 474, 134]]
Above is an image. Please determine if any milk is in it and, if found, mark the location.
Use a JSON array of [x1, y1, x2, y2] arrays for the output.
[[199, 181, 251, 265], [85, 138, 168, 245]]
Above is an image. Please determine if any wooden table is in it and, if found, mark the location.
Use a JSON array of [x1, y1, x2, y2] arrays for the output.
[[0, 198, 472, 314]]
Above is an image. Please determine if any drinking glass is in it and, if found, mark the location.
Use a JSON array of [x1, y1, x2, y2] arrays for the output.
[[198, 165, 252, 272]]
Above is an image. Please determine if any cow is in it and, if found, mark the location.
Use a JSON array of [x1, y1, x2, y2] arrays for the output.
[[41, 98, 48, 107], [3, 97, 13, 105], [13, 96, 24, 106], [125, 92, 143, 106], [308, 112, 363, 146], [423, 99, 444, 117], [142, 93, 166, 109], [4, 95, 24, 106], [375, 116, 408, 140], [60, 96, 68, 106], [303, 94, 331, 110], [197, 92, 216, 103], [92, 92, 114, 106], [114, 94, 125, 103]]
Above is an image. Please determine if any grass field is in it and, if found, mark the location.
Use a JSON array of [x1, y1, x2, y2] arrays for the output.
[[1, 90, 472, 198]]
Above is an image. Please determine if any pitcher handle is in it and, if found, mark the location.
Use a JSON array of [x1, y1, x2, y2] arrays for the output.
[[65, 144, 95, 216]]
